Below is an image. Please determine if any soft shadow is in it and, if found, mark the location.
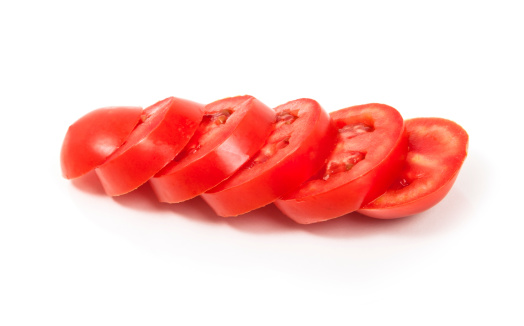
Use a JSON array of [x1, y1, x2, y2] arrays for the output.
[[108, 184, 466, 238], [162, 197, 301, 231], [261, 210, 421, 238], [112, 182, 170, 212], [309, 212, 421, 238], [299, 149, 483, 238], [171, 201, 423, 238], [223, 204, 299, 234], [219, 205, 417, 237], [453, 150, 488, 204], [71, 170, 106, 196], [72, 151, 480, 238], [165, 196, 225, 225], [298, 185, 472, 239]]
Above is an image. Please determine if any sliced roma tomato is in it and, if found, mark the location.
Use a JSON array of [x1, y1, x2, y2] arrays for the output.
[[60, 106, 143, 179], [358, 117, 468, 219], [275, 103, 408, 224], [149, 95, 275, 203], [95, 97, 204, 196], [201, 98, 337, 217]]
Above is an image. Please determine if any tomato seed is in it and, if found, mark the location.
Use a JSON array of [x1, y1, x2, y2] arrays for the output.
[[210, 109, 233, 125]]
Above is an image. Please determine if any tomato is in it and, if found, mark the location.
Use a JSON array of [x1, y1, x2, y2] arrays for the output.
[[149, 95, 275, 203], [357, 117, 468, 219], [274, 103, 408, 224], [201, 98, 338, 217], [60, 106, 143, 179], [95, 97, 204, 196]]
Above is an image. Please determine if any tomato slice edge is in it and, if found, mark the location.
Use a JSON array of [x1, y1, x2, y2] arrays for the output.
[[60, 106, 143, 179], [275, 103, 408, 224], [358, 117, 469, 219], [95, 97, 204, 196], [149, 95, 275, 203], [201, 98, 337, 217]]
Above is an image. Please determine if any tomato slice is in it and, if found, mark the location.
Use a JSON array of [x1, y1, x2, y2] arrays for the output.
[[201, 98, 338, 217], [60, 106, 143, 179], [358, 117, 468, 219], [275, 103, 408, 224], [95, 97, 204, 196], [149, 95, 275, 203]]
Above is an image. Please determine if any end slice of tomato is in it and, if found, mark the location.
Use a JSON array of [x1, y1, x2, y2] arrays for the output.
[[95, 97, 204, 196], [201, 98, 338, 217], [275, 103, 408, 224], [358, 117, 468, 219], [60, 106, 143, 179], [149, 95, 275, 203]]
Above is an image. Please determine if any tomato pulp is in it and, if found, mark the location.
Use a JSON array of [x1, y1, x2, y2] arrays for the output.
[[149, 95, 275, 203], [275, 103, 408, 224], [201, 98, 337, 217], [60, 106, 143, 179], [95, 97, 204, 196], [358, 117, 468, 219]]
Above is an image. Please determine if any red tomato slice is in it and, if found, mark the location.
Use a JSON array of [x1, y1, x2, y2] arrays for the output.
[[201, 98, 338, 217], [95, 97, 204, 196], [275, 103, 408, 224], [358, 117, 468, 219], [60, 106, 143, 179], [149, 95, 275, 203]]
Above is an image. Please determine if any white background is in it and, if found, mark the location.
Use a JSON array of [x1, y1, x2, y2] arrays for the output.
[[1, 1, 523, 325]]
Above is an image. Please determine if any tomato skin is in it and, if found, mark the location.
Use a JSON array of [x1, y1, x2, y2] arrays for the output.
[[359, 172, 461, 219], [60, 106, 143, 179], [275, 103, 408, 224], [149, 95, 275, 203], [95, 97, 204, 196], [201, 98, 338, 217], [358, 117, 468, 219]]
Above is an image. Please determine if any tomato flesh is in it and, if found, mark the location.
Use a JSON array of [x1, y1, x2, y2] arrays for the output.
[[358, 117, 468, 219], [275, 103, 408, 224], [95, 97, 204, 196], [149, 95, 275, 203], [201, 98, 338, 217], [60, 106, 143, 179]]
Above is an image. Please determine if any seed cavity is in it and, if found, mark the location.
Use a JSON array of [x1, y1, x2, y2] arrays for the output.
[[171, 109, 234, 163], [322, 151, 366, 180], [245, 109, 298, 170], [248, 136, 291, 168], [338, 122, 374, 139], [276, 109, 299, 126], [206, 109, 233, 125]]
